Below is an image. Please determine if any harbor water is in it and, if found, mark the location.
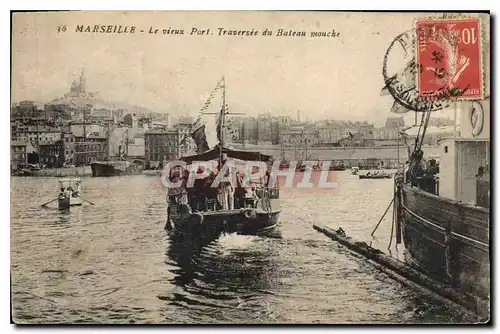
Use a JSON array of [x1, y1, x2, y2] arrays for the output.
[[10, 172, 475, 324]]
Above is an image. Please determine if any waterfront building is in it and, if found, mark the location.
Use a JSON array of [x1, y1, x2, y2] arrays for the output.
[[39, 140, 65, 168], [10, 141, 34, 171], [315, 120, 375, 146], [280, 125, 319, 159], [257, 113, 273, 143], [73, 134, 107, 166], [174, 122, 195, 157], [241, 117, 258, 144], [145, 130, 180, 167], [225, 116, 243, 144], [126, 135, 146, 159], [14, 125, 64, 146]]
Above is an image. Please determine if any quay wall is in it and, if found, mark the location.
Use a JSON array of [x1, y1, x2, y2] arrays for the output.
[[31, 166, 92, 177], [231, 144, 441, 168]]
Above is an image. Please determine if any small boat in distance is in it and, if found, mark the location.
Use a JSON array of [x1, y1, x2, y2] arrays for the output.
[[351, 166, 359, 175], [359, 170, 392, 179], [57, 178, 83, 210]]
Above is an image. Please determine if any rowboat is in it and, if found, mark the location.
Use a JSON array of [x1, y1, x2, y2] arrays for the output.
[[57, 178, 84, 210]]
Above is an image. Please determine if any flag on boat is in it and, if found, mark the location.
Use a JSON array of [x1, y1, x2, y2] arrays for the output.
[[191, 113, 220, 153], [191, 77, 225, 153]]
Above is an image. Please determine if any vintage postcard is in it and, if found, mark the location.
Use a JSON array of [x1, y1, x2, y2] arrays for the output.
[[10, 11, 490, 324]]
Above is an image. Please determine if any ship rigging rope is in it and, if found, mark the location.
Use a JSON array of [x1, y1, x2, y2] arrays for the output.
[[405, 110, 432, 170], [370, 194, 395, 238], [387, 183, 398, 250]]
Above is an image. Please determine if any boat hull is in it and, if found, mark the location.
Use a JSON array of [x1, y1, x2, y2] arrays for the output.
[[58, 196, 83, 210], [359, 174, 391, 179], [90, 162, 142, 177], [170, 208, 280, 238], [399, 184, 490, 301], [91, 163, 119, 177], [11, 169, 33, 177]]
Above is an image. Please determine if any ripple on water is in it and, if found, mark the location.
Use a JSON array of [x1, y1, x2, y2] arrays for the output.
[[11, 174, 475, 324]]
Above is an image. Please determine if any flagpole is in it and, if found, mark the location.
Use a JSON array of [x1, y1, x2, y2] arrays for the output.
[[219, 75, 226, 167]]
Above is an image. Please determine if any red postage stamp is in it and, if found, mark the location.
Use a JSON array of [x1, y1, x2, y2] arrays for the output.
[[416, 18, 483, 99]]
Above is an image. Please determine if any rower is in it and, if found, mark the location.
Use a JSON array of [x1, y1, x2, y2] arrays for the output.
[[74, 181, 81, 197], [59, 187, 66, 199]]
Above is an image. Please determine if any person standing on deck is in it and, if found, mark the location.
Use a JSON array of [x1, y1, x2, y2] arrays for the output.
[[217, 153, 235, 210], [193, 166, 207, 211], [180, 169, 189, 206]]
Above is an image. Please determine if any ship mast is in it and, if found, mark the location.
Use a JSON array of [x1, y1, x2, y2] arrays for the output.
[[219, 76, 226, 166], [220, 76, 226, 148]]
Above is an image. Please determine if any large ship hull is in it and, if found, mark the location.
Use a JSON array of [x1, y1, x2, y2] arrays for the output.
[[399, 184, 490, 301], [90, 162, 143, 177], [90, 162, 119, 177]]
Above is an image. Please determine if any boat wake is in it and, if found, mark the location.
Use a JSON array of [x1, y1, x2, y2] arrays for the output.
[[162, 231, 281, 323]]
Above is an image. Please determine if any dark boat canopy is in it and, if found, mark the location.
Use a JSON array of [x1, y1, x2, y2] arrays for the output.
[[180, 146, 273, 164]]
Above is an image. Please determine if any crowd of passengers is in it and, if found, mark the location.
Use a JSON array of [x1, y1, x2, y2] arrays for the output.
[[167, 154, 272, 212]]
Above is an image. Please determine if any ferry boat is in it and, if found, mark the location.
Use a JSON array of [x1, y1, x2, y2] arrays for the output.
[[394, 100, 490, 313], [165, 77, 281, 238]]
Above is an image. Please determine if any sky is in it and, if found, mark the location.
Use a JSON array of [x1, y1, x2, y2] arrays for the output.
[[12, 11, 486, 127]]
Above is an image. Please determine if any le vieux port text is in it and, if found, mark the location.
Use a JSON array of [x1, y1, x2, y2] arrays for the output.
[[74, 25, 341, 38]]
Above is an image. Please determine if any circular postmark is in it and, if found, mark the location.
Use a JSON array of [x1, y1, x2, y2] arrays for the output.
[[382, 28, 468, 112]]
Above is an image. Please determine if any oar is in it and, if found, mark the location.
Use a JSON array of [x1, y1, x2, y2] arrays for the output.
[[41, 198, 58, 207], [77, 195, 95, 205]]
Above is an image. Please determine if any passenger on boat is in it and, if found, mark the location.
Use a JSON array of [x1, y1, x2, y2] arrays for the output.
[[59, 187, 66, 199], [403, 161, 410, 183], [180, 169, 190, 205], [205, 169, 218, 210], [64, 186, 72, 198], [244, 185, 258, 208], [73, 181, 81, 197], [167, 169, 187, 205], [476, 166, 490, 208], [234, 171, 246, 209], [264, 164, 272, 188], [217, 154, 235, 210], [408, 150, 427, 186], [192, 166, 207, 211], [427, 159, 439, 176]]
